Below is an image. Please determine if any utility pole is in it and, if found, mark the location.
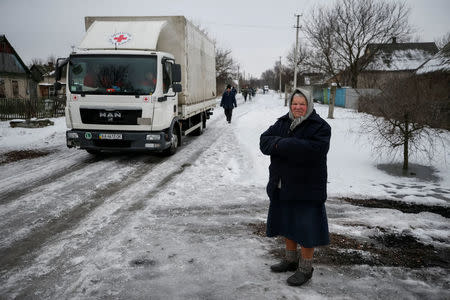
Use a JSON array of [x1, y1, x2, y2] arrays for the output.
[[237, 65, 240, 93], [293, 14, 301, 90], [328, 83, 336, 119], [279, 56, 282, 98]]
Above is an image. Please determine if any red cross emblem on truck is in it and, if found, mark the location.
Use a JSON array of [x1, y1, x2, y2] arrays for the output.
[[114, 35, 127, 43], [110, 32, 132, 45]]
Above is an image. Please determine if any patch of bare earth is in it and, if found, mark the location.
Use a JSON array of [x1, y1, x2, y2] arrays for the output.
[[0, 150, 51, 165], [248, 222, 449, 269], [340, 197, 449, 218]]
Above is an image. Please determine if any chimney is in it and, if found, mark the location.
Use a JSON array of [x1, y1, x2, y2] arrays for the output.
[[392, 37, 397, 44]]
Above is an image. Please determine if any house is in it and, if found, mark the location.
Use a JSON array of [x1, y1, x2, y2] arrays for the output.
[[0, 35, 37, 100], [30, 64, 53, 98], [358, 38, 439, 89], [416, 41, 450, 129], [30, 62, 67, 99]]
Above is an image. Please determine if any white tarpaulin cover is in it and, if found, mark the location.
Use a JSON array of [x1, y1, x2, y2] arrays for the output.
[[79, 21, 166, 50]]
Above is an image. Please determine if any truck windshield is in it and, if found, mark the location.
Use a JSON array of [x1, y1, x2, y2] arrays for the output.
[[68, 55, 157, 95]]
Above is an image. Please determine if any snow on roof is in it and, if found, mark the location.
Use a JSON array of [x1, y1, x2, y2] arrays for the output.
[[416, 42, 450, 74], [365, 49, 436, 71]]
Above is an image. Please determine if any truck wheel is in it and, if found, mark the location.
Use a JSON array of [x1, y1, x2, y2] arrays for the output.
[[164, 126, 179, 156]]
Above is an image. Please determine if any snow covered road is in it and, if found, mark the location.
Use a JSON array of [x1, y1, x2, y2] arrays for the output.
[[0, 93, 449, 299]]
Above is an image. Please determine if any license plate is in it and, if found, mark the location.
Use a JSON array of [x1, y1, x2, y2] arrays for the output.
[[99, 133, 122, 140]]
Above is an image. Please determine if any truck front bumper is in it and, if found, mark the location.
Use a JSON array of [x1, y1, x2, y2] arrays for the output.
[[66, 130, 170, 152]]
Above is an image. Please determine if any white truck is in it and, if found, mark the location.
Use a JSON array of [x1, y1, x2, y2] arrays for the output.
[[55, 16, 216, 155]]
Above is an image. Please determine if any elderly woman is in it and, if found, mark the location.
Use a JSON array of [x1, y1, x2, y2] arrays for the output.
[[259, 89, 331, 286]]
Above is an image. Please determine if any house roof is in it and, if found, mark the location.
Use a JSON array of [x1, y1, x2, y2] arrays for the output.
[[363, 40, 439, 72], [0, 34, 31, 75], [30, 64, 52, 76], [416, 41, 450, 74]]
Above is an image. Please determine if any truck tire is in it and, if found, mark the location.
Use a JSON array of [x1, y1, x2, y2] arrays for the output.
[[163, 126, 179, 156]]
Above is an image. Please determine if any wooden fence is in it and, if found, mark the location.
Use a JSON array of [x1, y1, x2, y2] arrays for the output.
[[0, 96, 66, 120]]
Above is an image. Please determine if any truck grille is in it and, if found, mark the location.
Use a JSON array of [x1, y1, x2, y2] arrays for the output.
[[80, 108, 142, 125]]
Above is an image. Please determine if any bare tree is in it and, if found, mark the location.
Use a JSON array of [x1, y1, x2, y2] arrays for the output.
[[304, 0, 412, 88], [303, 6, 343, 85], [359, 75, 444, 170], [30, 57, 44, 67], [286, 43, 309, 85], [47, 54, 57, 68], [215, 47, 236, 82], [261, 69, 277, 90]]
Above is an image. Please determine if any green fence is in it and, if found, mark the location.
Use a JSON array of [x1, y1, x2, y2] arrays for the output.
[[0, 96, 66, 120]]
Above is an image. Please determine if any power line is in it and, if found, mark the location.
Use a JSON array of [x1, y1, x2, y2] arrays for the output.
[[203, 21, 289, 30]]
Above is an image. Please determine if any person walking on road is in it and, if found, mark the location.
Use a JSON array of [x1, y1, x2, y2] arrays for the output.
[[231, 86, 237, 97], [220, 84, 237, 124], [242, 86, 248, 102], [259, 88, 331, 287]]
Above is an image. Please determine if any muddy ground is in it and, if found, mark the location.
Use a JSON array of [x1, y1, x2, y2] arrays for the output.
[[0, 150, 51, 165], [340, 197, 450, 218], [252, 226, 450, 269], [249, 197, 450, 270]]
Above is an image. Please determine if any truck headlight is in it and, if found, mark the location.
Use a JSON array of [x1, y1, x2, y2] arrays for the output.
[[146, 134, 160, 141], [67, 132, 79, 139]]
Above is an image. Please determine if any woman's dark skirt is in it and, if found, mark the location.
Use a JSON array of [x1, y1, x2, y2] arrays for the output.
[[266, 189, 330, 248]]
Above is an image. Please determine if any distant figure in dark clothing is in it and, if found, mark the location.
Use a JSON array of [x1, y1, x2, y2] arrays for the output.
[[242, 86, 248, 102], [248, 86, 253, 101], [220, 84, 237, 123], [231, 86, 237, 97]]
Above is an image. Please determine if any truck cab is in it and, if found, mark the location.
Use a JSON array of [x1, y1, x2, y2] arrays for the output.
[[55, 17, 216, 155], [62, 51, 181, 154]]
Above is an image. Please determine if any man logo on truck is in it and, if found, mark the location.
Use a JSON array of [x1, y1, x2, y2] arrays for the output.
[[100, 112, 121, 122], [109, 32, 132, 45]]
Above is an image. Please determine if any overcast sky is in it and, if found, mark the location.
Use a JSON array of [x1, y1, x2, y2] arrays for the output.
[[1, 0, 449, 78]]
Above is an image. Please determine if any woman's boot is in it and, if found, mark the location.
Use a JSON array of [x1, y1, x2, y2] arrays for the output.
[[286, 257, 314, 286], [270, 249, 298, 272]]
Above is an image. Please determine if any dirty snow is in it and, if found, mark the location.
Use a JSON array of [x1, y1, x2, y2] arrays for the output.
[[0, 92, 449, 299]]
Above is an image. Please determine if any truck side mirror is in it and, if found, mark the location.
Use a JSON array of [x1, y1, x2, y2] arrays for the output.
[[172, 64, 181, 83], [54, 81, 62, 91], [55, 57, 69, 81], [172, 83, 182, 93]]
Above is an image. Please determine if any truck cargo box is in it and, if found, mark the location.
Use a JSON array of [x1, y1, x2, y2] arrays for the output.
[[83, 16, 216, 106]]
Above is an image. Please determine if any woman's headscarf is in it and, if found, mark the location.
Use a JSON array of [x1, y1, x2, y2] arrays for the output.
[[288, 88, 314, 131]]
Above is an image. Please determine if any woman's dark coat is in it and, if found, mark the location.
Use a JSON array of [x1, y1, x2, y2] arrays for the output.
[[220, 90, 237, 109], [259, 110, 331, 247]]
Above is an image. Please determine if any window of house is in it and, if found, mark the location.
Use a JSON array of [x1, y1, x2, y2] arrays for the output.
[[0, 79, 5, 98], [12, 80, 19, 97]]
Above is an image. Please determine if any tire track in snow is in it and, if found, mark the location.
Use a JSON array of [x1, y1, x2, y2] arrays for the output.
[[0, 154, 166, 274], [0, 154, 105, 205]]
